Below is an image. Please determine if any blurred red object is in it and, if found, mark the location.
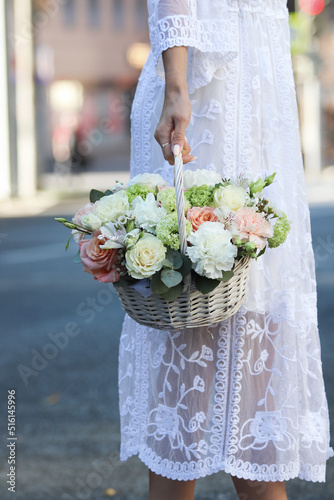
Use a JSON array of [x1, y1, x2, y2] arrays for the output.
[[299, 0, 325, 15]]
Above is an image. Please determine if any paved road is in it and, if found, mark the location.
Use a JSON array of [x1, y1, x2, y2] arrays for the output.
[[0, 204, 334, 500]]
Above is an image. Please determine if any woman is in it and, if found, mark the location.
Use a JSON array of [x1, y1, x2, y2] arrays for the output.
[[118, 1, 333, 499]]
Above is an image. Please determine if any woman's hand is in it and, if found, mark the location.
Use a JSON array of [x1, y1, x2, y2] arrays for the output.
[[154, 46, 196, 165]]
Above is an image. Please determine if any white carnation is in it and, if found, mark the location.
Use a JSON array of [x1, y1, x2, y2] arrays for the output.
[[131, 193, 167, 233], [126, 233, 166, 279], [187, 222, 237, 279], [183, 169, 221, 189], [213, 184, 249, 211], [94, 190, 129, 223], [80, 213, 102, 231], [126, 173, 169, 190]]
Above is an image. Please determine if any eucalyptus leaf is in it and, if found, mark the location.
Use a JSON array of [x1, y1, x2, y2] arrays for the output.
[[113, 275, 137, 288], [151, 272, 169, 295], [73, 249, 81, 263], [161, 259, 173, 269], [160, 282, 184, 302], [161, 269, 183, 288], [195, 274, 221, 295], [165, 248, 183, 269], [104, 189, 113, 196], [89, 189, 105, 203], [219, 270, 234, 282]]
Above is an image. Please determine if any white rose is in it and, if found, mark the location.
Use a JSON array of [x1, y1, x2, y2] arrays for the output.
[[80, 213, 102, 231], [187, 222, 237, 279], [131, 193, 167, 233], [126, 233, 166, 279], [183, 169, 221, 189], [94, 190, 129, 223], [213, 184, 249, 211], [126, 173, 169, 190]]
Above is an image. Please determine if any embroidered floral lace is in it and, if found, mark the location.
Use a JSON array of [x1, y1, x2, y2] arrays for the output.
[[119, 0, 333, 483]]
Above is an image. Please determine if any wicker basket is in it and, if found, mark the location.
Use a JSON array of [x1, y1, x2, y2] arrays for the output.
[[114, 153, 251, 330]]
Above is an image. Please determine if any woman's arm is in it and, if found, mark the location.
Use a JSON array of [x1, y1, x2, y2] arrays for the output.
[[154, 46, 195, 165]]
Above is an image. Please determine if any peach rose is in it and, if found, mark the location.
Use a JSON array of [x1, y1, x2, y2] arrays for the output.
[[233, 207, 274, 250], [186, 206, 220, 231], [79, 232, 123, 283]]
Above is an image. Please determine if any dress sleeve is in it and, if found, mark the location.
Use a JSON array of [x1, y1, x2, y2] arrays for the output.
[[147, 0, 238, 94]]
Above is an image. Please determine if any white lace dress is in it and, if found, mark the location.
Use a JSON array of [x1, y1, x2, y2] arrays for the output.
[[118, 0, 333, 482]]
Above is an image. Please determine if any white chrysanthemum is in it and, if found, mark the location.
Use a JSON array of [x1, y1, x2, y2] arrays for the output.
[[213, 184, 249, 211], [131, 193, 167, 233], [80, 213, 102, 231], [94, 190, 129, 224], [183, 169, 221, 189], [126, 233, 166, 279], [126, 173, 169, 190], [187, 222, 237, 279]]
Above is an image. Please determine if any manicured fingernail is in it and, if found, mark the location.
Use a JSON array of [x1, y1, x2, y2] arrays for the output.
[[173, 144, 181, 156], [192, 156, 198, 161]]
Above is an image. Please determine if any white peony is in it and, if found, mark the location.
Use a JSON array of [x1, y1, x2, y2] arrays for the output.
[[131, 193, 167, 233], [126, 173, 169, 190], [213, 184, 249, 211], [183, 169, 221, 189], [80, 213, 102, 231], [126, 233, 166, 279], [94, 190, 129, 224], [187, 222, 237, 279]]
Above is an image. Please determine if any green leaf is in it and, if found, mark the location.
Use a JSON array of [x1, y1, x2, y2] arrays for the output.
[[178, 254, 192, 277], [73, 249, 81, 263], [160, 282, 184, 302], [104, 189, 113, 196], [151, 271, 169, 295], [165, 248, 183, 269], [126, 220, 135, 233], [89, 189, 105, 203], [161, 259, 173, 269], [219, 270, 234, 282], [161, 269, 183, 288], [195, 274, 221, 295], [256, 246, 266, 259]]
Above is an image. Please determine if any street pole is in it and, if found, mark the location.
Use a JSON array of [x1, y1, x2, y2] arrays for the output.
[[12, 0, 37, 198]]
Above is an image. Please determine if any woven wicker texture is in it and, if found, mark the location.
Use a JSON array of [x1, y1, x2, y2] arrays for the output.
[[116, 255, 251, 330]]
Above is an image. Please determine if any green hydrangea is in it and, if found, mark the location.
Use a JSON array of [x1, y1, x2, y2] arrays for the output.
[[185, 185, 215, 207], [157, 188, 191, 213], [126, 184, 155, 204], [156, 213, 192, 250], [268, 212, 291, 248]]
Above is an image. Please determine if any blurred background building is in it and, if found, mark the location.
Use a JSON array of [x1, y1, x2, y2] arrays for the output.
[[1, 0, 334, 200]]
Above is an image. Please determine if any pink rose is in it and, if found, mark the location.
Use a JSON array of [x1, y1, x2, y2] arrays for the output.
[[72, 202, 95, 242], [186, 206, 220, 231], [233, 207, 274, 250], [79, 232, 123, 283]]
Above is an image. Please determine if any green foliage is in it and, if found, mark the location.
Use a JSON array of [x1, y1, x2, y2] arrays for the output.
[[89, 189, 105, 203], [194, 274, 221, 294], [160, 269, 183, 288], [219, 270, 234, 282], [160, 282, 184, 302]]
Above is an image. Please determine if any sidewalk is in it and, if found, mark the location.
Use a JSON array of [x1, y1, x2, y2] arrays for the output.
[[0, 167, 333, 218]]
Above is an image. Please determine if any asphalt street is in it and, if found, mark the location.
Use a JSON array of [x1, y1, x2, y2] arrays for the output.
[[0, 204, 334, 500]]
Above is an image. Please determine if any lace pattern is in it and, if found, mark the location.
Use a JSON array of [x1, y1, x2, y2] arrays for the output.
[[119, 0, 333, 483]]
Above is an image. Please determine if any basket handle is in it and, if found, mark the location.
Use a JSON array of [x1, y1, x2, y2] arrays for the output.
[[174, 152, 188, 255]]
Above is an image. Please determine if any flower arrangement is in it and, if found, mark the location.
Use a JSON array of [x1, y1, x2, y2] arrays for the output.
[[55, 169, 291, 301]]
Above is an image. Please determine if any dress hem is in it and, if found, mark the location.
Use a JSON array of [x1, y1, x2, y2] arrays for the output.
[[120, 446, 334, 483]]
